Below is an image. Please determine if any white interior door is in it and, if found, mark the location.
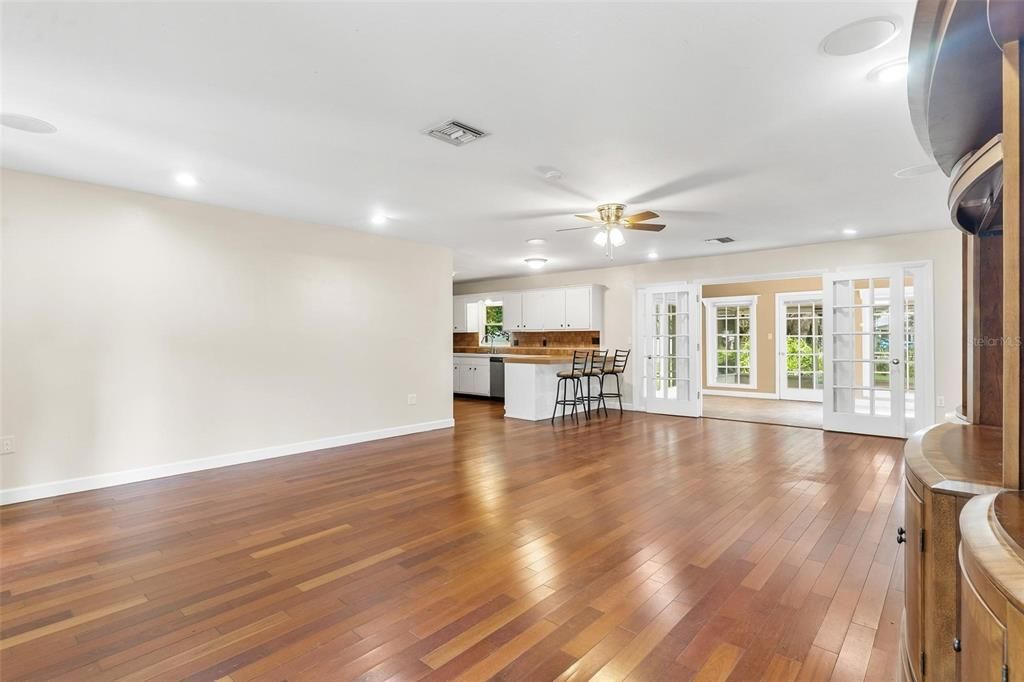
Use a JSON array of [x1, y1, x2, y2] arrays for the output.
[[638, 284, 702, 417], [823, 267, 905, 437], [777, 292, 824, 402]]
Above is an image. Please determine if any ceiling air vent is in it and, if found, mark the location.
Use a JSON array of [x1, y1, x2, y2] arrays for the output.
[[705, 236, 735, 244], [425, 119, 489, 147]]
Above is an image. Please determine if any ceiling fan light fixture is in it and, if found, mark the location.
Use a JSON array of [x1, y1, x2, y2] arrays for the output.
[[609, 227, 625, 247], [593, 230, 608, 247]]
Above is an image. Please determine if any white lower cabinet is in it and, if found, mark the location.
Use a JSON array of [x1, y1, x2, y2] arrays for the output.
[[453, 357, 490, 396]]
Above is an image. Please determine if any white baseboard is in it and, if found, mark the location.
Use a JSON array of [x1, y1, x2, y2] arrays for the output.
[[0, 418, 455, 506], [703, 389, 780, 400]]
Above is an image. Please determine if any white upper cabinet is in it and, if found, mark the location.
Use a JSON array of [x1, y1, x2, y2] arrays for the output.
[[452, 295, 467, 332], [453, 296, 481, 333], [563, 287, 591, 329], [452, 294, 479, 331], [502, 292, 524, 330], [455, 286, 603, 333], [522, 290, 549, 330]]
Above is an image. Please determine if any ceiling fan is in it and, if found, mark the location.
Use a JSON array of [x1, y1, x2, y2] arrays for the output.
[[557, 203, 665, 258]]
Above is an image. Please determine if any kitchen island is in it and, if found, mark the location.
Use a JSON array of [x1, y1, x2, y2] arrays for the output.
[[503, 355, 575, 421], [453, 352, 579, 421]]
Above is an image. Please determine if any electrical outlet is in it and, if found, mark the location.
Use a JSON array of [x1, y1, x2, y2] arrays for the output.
[[936, 395, 945, 407], [1, 436, 14, 455], [407, 394, 417, 406]]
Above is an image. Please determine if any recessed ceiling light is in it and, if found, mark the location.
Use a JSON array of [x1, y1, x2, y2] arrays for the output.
[[0, 113, 57, 134], [842, 227, 858, 235], [894, 163, 940, 178], [821, 18, 899, 56], [174, 172, 198, 187], [524, 257, 548, 270], [526, 238, 546, 245], [371, 213, 388, 225], [647, 252, 659, 260], [868, 59, 909, 83], [536, 166, 564, 182]]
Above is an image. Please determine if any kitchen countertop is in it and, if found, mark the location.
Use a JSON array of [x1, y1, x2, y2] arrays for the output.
[[453, 352, 571, 364]]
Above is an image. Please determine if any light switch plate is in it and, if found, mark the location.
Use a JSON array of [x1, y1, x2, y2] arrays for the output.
[[407, 394, 417, 406], [1, 436, 14, 454]]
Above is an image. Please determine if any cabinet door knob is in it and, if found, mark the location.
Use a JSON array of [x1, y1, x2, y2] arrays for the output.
[[953, 638, 961, 653]]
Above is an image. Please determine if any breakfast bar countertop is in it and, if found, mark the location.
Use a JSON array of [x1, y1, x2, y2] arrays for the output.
[[452, 352, 572, 363], [502, 355, 573, 364]]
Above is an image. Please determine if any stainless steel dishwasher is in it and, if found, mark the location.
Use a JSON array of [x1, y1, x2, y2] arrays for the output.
[[489, 357, 505, 399]]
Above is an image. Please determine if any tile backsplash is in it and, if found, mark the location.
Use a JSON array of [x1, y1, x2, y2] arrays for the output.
[[453, 330, 600, 354]]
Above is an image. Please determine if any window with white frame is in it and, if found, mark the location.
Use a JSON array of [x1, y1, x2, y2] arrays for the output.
[[704, 296, 757, 388]]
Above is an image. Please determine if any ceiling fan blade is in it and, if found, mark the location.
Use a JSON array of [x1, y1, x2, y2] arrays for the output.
[[624, 210, 659, 223], [556, 225, 601, 232], [494, 208, 588, 220], [574, 214, 602, 223], [656, 209, 718, 220], [627, 168, 745, 204], [625, 223, 666, 232]]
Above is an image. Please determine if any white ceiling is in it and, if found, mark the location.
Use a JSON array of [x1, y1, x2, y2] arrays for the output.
[[1, 1, 950, 282]]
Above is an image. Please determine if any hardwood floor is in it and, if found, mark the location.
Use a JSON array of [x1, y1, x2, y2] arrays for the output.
[[0, 398, 905, 681], [703, 396, 823, 430]]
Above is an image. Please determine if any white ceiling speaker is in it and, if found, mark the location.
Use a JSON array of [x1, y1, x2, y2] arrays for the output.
[[1, 113, 57, 134], [821, 18, 900, 56]]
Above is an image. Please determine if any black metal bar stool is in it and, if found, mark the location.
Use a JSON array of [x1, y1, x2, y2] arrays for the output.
[[599, 349, 630, 413], [551, 350, 590, 424], [583, 349, 609, 417]]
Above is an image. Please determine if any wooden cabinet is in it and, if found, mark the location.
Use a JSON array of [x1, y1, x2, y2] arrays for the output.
[[904, 479, 925, 678], [453, 357, 490, 396], [899, 423, 1004, 681], [959, 569, 1005, 681], [958, 491, 1024, 682]]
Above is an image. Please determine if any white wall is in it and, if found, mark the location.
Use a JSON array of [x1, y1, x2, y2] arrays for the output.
[[455, 229, 962, 413], [1, 170, 453, 500]]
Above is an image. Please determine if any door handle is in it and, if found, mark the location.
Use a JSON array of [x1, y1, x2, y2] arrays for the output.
[[891, 358, 901, 366]]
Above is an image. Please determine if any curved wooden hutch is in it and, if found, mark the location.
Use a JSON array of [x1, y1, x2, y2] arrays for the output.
[[958, 491, 1024, 681], [901, 425, 1003, 680], [900, 1, 1023, 680]]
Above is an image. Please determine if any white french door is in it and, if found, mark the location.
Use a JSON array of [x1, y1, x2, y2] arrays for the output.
[[776, 292, 824, 402], [823, 267, 906, 437], [637, 284, 702, 417]]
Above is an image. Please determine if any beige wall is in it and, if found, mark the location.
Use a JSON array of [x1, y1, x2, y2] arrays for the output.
[[701, 277, 822, 393], [1, 170, 454, 496], [455, 229, 961, 413]]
